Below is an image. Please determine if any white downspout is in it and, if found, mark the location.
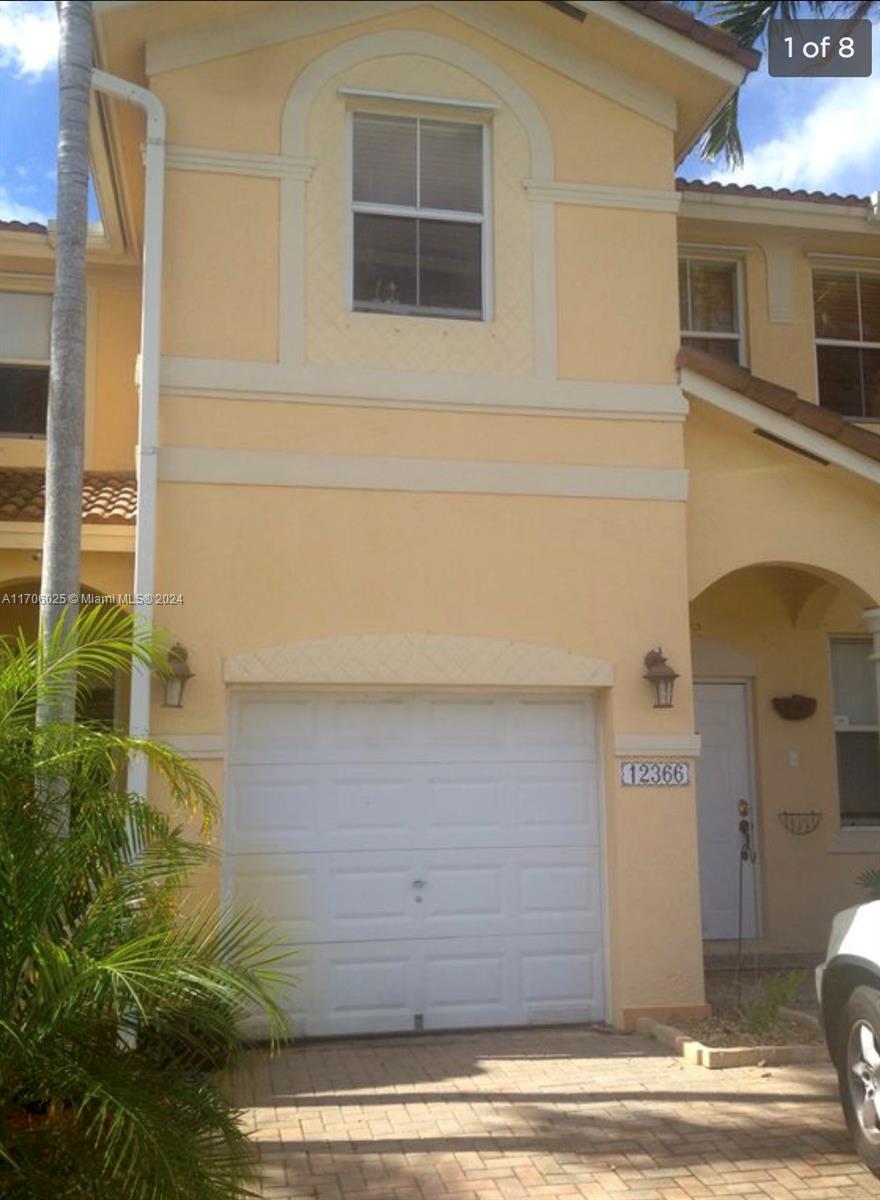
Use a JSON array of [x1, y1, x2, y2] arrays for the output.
[[91, 69, 165, 798]]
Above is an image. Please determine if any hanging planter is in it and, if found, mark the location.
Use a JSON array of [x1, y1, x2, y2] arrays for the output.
[[778, 810, 823, 836], [772, 695, 817, 721]]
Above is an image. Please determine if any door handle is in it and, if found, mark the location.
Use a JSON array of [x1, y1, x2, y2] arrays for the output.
[[412, 879, 426, 889]]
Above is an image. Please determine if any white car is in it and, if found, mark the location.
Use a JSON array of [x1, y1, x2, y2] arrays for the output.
[[817, 900, 880, 1176]]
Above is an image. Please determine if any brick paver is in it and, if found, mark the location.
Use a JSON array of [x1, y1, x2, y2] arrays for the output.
[[229, 1025, 880, 1199]]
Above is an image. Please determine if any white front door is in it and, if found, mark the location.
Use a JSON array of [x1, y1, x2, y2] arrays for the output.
[[694, 682, 758, 940], [226, 690, 605, 1037]]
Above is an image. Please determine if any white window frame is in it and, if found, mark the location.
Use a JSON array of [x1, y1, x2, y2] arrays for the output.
[[346, 107, 493, 322], [813, 267, 880, 419], [830, 635, 880, 828], [678, 254, 746, 366]]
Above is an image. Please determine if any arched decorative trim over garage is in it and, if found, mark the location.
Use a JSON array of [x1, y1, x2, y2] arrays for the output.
[[224, 633, 612, 687], [279, 29, 557, 377]]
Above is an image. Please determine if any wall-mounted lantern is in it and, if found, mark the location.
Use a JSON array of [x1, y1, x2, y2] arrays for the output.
[[162, 643, 194, 709], [643, 648, 678, 709]]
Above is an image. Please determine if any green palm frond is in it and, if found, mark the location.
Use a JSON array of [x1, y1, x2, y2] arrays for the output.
[[0, 612, 291, 1198]]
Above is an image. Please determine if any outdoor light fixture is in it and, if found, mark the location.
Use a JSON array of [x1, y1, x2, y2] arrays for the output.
[[643, 648, 678, 709], [162, 643, 194, 708]]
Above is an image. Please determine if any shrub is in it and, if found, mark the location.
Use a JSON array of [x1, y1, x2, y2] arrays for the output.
[[744, 970, 801, 1037], [0, 608, 289, 1198]]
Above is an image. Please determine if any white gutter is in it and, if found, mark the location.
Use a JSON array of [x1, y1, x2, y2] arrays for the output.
[[91, 69, 165, 798]]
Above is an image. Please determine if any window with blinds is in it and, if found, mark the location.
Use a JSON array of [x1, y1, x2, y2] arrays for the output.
[[351, 113, 486, 320], [813, 270, 880, 418], [0, 291, 51, 437], [831, 638, 880, 825], [678, 257, 743, 364]]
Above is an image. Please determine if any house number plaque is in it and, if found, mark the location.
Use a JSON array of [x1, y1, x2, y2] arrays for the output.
[[620, 760, 690, 787]]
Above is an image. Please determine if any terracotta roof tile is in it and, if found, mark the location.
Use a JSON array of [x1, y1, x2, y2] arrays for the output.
[[0, 469, 137, 524], [676, 346, 880, 466], [619, 1, 761, 70], [677, 178, 872, 208], [0, 219, 49, 234]]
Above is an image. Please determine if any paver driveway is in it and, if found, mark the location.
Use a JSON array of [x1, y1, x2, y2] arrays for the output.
[[231, 1025, 880, 1199]]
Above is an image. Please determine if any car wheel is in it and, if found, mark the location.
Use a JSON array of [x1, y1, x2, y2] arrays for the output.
[[838, 986, 880, 1177]]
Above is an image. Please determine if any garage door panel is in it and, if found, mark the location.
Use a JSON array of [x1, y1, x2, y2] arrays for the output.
[[520, 938, 604, 1022], [515, 765, 600, 844], [227, 690, 605, 1034], [227, 766, 321, 853], [232, 860, 320, 944]]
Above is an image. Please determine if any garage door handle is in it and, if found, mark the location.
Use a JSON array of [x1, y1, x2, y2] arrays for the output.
[[412, 879, 426, 889]]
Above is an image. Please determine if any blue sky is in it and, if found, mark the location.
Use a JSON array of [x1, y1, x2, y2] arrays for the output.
[[0, 0, 877, 224]]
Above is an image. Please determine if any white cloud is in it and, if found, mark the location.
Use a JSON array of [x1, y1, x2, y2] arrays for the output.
[[0, 184, 47, 224], [0, 1, 58, 76], [708, 25, 880, 194]]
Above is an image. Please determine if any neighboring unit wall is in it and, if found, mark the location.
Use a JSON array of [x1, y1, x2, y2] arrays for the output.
[[686, 399, 880, 953], [677, 209, 880, 409], [0, 258, 141, 472]]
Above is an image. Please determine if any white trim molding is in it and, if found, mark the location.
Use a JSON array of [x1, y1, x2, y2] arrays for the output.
[[763, 246, 794, 324], [166, 145, 314, 180], [613, 733, 702, 758], [680, 192, 879, 235], [0, 522, 135, 553], [831, 828, 880, 855], [337, 86, 498, 111], [525, 180, 680, 214], [160, 361, 688, 420], [224, 632, 613, 687], [159, 733, 225, 760], [157, 446, 688, 501], [681, 367, 880, 489]]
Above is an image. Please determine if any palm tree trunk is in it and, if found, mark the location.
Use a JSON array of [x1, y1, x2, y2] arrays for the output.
[[40, 0, 93, 724]]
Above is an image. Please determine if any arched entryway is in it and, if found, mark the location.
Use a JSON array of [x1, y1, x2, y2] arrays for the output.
[[688, 561, 880, 958]]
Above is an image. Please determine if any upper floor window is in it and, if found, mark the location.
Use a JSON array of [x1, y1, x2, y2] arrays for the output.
[[831, 637, 880, 827], [813, 270, 880, 418], [351, 112, 487, 321], [0, 291, 50, 437], [678, 257, 743, 364]]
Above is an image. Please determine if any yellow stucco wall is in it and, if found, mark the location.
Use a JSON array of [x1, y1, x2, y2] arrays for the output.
[[686, 400, 880, 607]]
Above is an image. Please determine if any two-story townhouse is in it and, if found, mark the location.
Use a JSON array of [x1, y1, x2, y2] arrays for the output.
[[1, 0, 879, 1037]]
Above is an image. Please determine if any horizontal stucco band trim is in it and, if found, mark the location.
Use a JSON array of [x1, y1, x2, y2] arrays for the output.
[[166, 145, 315, 179], [160, 360, 688, 420], [524, 180, 681, 214], [157, 447, 689, 501], [0, 521, 134, 552], [224, 633, 613, 687], [613, 733, 702, 758], [159, 734, 225, 761]]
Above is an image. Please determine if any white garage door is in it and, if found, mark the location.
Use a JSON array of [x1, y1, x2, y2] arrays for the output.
[[227, 691, 605, 1037]]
